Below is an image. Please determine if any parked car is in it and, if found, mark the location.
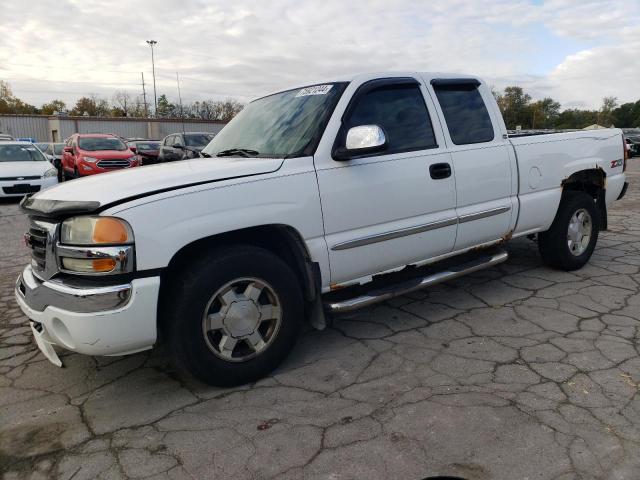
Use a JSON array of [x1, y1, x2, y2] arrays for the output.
[[128, 140, 161, 165], [36, 142, 66, 179], [0, 142, 57, 197], [624, 134, 640, 157], [60, 133, 139, 180], [157, 132, 215, 162], [625, 138, 634, 158], [16, 72, 628, 386], [0, 133, 14, 141]]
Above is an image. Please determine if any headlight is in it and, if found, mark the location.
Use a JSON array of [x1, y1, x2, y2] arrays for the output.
[[128, 155, 137, 161], [83, 156, 99, 163], [58, 216, 134, 275], [42, 168, 57, 178], [61, 216, 134, 245]]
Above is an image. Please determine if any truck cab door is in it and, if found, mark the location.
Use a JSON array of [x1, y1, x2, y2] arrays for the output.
[[428, 78, 516, 250], [314, 77, 458, 286]]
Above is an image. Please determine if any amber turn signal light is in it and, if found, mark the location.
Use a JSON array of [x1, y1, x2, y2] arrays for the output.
[[93, 218, 130, 244]]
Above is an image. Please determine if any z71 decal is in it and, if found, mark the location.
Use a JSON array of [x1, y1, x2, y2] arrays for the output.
[[611, 159, 623, 168]]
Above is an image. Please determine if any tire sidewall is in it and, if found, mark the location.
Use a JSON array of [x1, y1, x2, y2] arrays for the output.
[[556, 193, 599, 269], [170, 247, 303, 385]]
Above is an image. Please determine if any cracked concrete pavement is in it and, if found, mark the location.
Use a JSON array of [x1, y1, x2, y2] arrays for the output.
[[2, 163, 640, 480]]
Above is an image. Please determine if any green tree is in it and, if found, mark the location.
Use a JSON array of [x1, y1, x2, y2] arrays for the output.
[[600, 96, 618, 126], [530, 97, 561, 129], [496, 86, 532, 129], [70, 95, 110, 116], [40, 99, 67, 115], [0, 80, 38, 114], [155, 94, 175, 117]]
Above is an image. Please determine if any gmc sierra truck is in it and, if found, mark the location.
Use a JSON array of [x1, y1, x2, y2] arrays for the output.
[[16, 72, 629, 386]]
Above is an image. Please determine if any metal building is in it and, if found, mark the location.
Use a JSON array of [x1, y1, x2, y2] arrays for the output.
[[0, 114, 227, 142]]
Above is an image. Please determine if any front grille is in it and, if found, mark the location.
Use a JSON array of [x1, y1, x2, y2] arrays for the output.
[[0, 176, 41, 181], [28, 225, 49, 271], [3, 185, 41, 194], [96, 159, 130, 169]]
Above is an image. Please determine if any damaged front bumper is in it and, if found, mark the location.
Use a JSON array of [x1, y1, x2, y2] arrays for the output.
[[15, 265, 160, 364]]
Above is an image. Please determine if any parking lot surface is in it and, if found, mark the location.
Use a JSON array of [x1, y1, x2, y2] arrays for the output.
[[2, 164, 640, 480]]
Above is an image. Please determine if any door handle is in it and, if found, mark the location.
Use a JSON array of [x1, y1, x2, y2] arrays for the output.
[[429, 162, 451, 179]]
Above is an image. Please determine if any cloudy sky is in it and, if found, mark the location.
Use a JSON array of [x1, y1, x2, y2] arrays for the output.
[[1, 0, 639, 110]]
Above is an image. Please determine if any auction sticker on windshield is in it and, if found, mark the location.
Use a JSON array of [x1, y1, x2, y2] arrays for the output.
[[296, 85, 333, 97]]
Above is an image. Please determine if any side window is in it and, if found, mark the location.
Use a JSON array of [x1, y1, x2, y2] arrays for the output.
[[433, 84, 494, 145], [175, 135, 185, 146], [165, 135, 174, 146], [345, 84, 437, 155]]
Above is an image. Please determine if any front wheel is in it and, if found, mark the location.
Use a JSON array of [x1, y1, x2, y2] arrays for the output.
[[166, 245, 303, 386], [538, 191, 600, 271]]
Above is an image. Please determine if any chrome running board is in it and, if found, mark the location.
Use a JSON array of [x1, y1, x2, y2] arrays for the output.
[[325, 250, 509, 313]]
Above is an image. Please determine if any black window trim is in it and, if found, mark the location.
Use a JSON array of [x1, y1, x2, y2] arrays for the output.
[[332, 77, 439, 161], [431, 78, 496, 146]]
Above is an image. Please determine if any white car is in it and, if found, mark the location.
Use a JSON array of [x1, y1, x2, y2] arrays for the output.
[[15, 72, 628, 386], [0, 142, 58, 197]]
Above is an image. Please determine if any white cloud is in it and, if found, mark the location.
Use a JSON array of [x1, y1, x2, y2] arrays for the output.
[[0, 0, 638, 109]]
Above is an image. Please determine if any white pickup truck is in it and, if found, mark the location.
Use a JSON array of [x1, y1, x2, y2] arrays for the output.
[[16, 72, 628, 386]]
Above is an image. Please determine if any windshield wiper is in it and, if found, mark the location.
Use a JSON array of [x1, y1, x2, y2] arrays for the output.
[[216, 148, 260, 157], [200, 152, 212, 158]]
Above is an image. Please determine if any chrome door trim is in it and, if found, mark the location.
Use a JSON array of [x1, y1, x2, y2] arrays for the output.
[[330, 205, 510, 251], [458, 206, 511, 224], [331, 217, 457, 251]]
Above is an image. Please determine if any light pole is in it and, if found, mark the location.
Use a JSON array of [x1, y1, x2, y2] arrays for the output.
[[146, 40, 158, 117]]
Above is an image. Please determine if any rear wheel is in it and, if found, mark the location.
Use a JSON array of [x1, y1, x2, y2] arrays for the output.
[[538, 191, 599, 270], [167, 245, 303, 386]]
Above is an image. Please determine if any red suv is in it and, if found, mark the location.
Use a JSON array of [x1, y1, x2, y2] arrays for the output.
[[61, 134, 139, 180]]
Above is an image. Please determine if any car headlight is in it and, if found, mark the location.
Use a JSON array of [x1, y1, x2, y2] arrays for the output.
[[61, 216, 134, 245], [128, 155, 137, 162], [58, 216, 134, 274], [83, 156, 99, 163], [42, 168, 57, 178]]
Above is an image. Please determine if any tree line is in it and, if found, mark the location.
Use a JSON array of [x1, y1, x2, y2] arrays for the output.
[[0, 80, 244, 122], [2, 79, 639, 129], [492, 86, 639, 130]]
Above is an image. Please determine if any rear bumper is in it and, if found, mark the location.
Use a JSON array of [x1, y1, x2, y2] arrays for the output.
[[15, 265, 159, 356]]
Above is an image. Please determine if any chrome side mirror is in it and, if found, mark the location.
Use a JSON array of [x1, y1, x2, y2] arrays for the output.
[[346, 125, 386, 150], [334, 125, 387, 160]]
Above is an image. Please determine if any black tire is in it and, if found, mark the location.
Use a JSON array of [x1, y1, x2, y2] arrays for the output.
[[60, 167, 66, 182], [538, 191, 599, 271], [166, 245, 303, 386]]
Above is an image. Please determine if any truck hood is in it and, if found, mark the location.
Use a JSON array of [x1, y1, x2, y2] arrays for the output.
[[22, 157, 284, 218]]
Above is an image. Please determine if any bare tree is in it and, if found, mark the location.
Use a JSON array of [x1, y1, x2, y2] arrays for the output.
[[112, 91, 136, 117]]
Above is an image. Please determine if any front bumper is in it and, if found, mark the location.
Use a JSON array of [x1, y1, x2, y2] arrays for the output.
[[15, 265, 160, 358]]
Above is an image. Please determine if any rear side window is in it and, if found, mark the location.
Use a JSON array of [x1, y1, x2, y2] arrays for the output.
[[346, 84, 437, 155], [433, 84, 494, 145]]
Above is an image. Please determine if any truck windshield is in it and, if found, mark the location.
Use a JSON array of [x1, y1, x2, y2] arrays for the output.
[[201, 82, 348, 158]]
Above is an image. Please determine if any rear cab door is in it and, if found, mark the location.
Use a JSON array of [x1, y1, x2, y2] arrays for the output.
[[425, 77, 517, 250]]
